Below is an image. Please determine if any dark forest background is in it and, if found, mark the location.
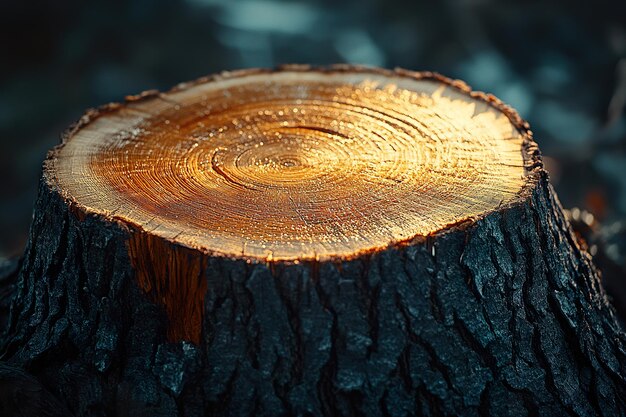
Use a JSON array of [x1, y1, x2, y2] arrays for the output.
[[1, 0, 625, 308]]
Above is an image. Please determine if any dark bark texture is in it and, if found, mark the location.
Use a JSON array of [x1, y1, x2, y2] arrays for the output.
[[0, 257, 20, 332], [1, 171, 625, 417]]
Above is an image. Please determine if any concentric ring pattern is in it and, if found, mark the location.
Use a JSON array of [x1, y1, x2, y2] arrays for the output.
[[53, 70, 527, 260]]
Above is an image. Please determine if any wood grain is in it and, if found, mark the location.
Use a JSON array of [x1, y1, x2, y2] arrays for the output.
[[50, 68, 532, 261], [4, 67, 624, 416]]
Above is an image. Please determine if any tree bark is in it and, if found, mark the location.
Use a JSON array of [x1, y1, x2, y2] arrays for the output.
[[1, 66, 624, 417]]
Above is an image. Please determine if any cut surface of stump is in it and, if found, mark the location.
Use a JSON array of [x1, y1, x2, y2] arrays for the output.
[[52, 70, 531, 261], [3, 66, 624, 417]]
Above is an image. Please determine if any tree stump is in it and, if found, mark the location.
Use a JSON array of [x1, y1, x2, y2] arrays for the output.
[[1, 65, 624, 416]]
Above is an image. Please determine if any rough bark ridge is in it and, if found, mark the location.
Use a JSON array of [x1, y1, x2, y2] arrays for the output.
[[1, 170, 625, 416]]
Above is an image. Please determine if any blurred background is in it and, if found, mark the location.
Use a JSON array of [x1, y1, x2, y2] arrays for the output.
[[0, 0, 625, 312]]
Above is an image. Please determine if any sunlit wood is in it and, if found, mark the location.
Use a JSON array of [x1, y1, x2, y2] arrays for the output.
[[50, 67, 531, 261], [8, 68, 623, 415]]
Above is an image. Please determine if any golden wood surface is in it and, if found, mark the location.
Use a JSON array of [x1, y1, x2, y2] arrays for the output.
[[51, 69, 529, 261]]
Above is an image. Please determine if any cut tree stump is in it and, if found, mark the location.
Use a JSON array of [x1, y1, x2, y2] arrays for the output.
[[1, 65, 624, 416]]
